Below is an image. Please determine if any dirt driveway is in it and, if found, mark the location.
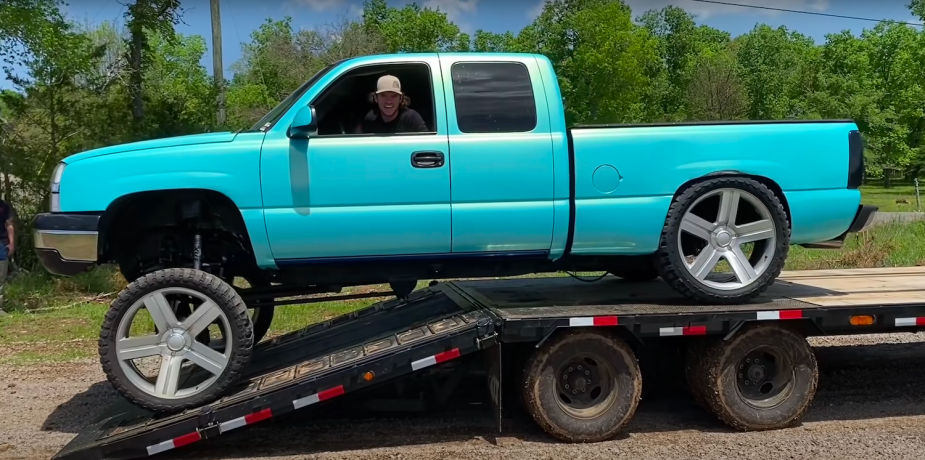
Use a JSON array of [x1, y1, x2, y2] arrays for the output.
[[2, 332, 925, 460]]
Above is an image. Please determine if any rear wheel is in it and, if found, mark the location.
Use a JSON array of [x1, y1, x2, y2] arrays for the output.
[[99, 268, 253, 413], [521, 329, 642, 442], [655, 177, 790, 304]]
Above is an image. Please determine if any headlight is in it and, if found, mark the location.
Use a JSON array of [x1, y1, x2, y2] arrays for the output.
[[50, 162, 65, 212]]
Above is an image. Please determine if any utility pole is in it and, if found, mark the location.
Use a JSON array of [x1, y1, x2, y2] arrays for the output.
[[210, 0, 225, 127]]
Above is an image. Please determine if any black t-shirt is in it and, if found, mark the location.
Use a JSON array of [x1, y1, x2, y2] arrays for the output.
[[0, 200, 12, 245], [361, 108, 428, 134]]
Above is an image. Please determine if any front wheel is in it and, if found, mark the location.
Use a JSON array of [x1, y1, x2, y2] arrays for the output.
[[98, 268, 254, 413], [655, 177, 790, 304]]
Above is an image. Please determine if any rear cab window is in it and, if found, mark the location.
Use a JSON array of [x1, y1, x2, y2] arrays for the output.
[[449, 61, 538, 133]]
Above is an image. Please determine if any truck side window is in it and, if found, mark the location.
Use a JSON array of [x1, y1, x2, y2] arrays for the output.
[[311, 62, 437, 137], [450, 62, 537, 134]]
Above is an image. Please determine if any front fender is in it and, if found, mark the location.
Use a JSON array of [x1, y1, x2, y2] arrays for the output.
[[59, 134, 265, 212], [56, 132, 277, 269]]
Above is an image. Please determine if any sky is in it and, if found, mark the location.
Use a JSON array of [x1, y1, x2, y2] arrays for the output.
[[2, 0, 922, 90]]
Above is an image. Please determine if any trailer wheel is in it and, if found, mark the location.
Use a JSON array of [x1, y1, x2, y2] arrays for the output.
[[99, 268, 254, 413], [521, 329, 642, 442], [701, 324, 817, 431], [655, 176, 789, 304]]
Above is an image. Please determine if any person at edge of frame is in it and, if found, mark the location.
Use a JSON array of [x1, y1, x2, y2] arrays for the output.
[[0, 197, 16, 315]]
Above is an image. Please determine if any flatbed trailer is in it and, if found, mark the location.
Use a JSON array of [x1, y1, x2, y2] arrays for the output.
[[55, 266, 925, 460]]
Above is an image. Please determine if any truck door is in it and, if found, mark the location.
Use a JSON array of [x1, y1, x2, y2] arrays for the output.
[[440, 56, 555, 253], [259, 55, 452, 262]]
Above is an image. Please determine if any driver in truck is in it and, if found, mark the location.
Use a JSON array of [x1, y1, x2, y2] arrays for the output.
[[357, 74, 428, 134]]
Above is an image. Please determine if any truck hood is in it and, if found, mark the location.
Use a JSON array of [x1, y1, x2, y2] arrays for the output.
[[62, 131, 238, 164]]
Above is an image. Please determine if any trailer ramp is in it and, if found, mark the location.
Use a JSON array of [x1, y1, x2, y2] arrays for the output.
[[53, 284, 497, 460]]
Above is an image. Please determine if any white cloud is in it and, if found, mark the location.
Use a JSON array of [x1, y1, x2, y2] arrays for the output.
[[422, 0, 479, 23], [285, 0, 347, 13], [624, 0, 830, 21]]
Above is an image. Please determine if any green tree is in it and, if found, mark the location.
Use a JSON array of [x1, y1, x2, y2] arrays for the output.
[[471, 30, 517, 52], [637, 6, 730, 121], [519, 0, 658, 124], [734, 24, 819, 120], [123, 0, 183, 138], [226, 16, 385, 130], [361, 0, 470, 52], [910, 0, 925, 21]]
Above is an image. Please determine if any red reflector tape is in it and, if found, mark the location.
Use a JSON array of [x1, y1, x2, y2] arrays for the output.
[[146, 431, 202, 456], [411, 348, 461, 371], [568, 316, 618, 327], [895, 317, 925, 327], [219, 408, 273, 434], [659, 325, 707, 336], [756, 310, 803, 321], [293, 385, 346, 410]]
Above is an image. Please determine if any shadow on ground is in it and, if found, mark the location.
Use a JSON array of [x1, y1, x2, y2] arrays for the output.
[[41, 337, 925, 459]]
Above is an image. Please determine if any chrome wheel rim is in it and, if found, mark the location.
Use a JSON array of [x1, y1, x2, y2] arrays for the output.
[[678, 188, 777, 291], [115, 287, 232, 400]]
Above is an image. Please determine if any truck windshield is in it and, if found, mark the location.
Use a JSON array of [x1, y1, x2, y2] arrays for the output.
[[248, 60, 345, 133]]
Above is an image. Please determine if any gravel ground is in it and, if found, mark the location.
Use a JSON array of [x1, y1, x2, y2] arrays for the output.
[[2, 332, 925, 460]]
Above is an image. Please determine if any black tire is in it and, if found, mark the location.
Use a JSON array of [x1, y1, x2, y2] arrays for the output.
[[683, 336, 713, 411], [699, 324, 818, 431], [98, 268, 254, 413], [249, 298, 273, 345], [235, 276, 274, 344], [521, 329, 642, 442], [654, 176, 790, 304]]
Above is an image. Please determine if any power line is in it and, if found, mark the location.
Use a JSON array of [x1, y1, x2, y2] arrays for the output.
[[685, 0, 924, 27]]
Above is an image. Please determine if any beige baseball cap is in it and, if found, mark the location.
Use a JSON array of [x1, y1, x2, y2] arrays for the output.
[[376, 75, 402, 94]]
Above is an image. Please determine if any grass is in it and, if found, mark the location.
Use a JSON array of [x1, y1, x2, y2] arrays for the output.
[[860, 184, 923, 212], [1, 220, 924, 365]]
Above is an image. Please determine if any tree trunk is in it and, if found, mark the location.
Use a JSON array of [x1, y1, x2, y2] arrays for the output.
[[129, 20, 145, 136]]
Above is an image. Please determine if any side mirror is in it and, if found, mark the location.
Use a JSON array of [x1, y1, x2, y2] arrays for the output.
[[289, 105, 317, 139]]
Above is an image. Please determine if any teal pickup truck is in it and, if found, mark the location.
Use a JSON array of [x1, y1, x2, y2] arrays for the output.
[[33, 52, 875, 412]]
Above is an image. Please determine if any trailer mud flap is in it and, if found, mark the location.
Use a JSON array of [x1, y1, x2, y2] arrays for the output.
[[485, 335, 503, 433]]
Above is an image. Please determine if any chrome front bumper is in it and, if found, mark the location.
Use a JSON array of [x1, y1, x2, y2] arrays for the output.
[[32, 213, 101, 276]]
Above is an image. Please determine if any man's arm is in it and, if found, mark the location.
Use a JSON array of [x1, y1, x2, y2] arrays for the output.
[[403, 110, 429, 133], [4, 218, 13, 256]]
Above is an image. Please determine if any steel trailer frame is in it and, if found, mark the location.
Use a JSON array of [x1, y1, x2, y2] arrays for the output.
[[53, 267, 925, 460]]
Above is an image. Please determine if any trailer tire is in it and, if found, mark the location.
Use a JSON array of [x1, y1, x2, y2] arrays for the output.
[[684, 337, 713, 411], [99, 268, 254, 413], [521, 329, 642, 442], [701, 324, 817, 431], [655, 176, 790, 304]]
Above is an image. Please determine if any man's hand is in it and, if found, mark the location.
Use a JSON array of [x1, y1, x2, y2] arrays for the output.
[[6, 243, 13, 257]]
